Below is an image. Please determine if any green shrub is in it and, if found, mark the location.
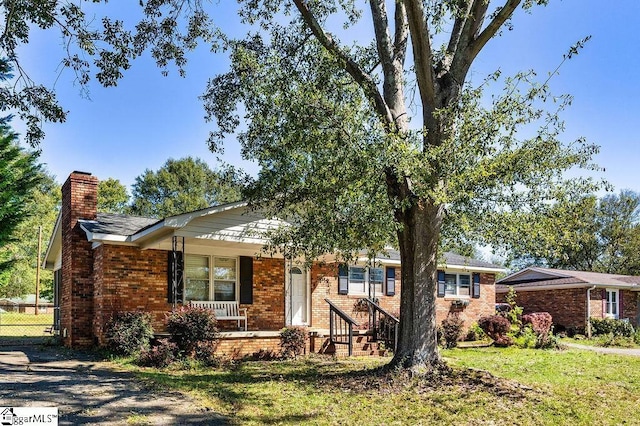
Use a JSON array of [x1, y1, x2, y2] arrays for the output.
[[634, 329, 640, 346], [441, 314, 464, 349], [166, 306, 219, 355], [280, 326, 308, 359], [513, 325, 537, 349], [590, 318, 634, 338], [137, 338, 177, 368], [465, 322, 487, 342], [104, 312, 154, 356], [505, 288, 523, 328]]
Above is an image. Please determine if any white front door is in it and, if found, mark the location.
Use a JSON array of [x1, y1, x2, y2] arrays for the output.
[[290, 266, 307, 325]]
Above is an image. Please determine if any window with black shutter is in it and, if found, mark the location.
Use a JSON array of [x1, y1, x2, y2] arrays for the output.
[[437, 270, 446, 297], [472, 273, 481, 299], [239, 256, 254, 304], [338, 264, 349, 294], [385, 267, 396, 296]]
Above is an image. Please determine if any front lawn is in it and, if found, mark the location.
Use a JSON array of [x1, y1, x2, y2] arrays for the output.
[[126, 348, 640, 425]]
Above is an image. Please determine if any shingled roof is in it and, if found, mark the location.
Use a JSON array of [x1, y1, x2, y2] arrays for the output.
[[372, 249, 504, 270], [496, 266, 640, 292], [79, 213, 159, 236]]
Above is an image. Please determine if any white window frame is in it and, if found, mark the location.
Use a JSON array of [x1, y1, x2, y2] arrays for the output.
[[444, 273, 471, 298], [605, 288, 619, 319], [348, 266, 384, 296], [184, 254, 239, 302]]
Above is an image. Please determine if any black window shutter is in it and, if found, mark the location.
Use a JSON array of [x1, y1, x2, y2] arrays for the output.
[[385, 267, 396, 296], [472, 273, 481, 299], [338, 264, 349, 295], [167, 251, 184, 303], [437, 270, 446, 298], [239, 256, 254, 304]]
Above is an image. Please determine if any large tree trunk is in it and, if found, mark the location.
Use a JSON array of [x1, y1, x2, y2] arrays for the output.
[[391, 199, 445, 369]]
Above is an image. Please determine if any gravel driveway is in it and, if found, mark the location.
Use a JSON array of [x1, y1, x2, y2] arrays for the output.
[[0, 345, 229, 425]]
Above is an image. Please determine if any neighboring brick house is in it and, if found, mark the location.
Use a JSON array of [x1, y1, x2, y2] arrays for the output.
[[496, 267, 640, 334], [43, 171, 503, 355]]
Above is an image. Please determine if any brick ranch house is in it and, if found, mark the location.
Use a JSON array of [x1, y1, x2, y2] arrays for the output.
[[43, 171, 504, 357], [496, 267, 640, 334]]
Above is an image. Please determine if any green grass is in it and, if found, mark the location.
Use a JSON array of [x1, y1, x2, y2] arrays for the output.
[[121, 347, 640, 425], [0, 312, 54, 336]]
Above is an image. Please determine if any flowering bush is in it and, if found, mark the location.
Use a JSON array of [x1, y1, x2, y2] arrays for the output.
[[478, 315, 513, 347]]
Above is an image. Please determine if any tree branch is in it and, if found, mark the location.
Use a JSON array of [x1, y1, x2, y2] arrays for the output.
[[370, 0, 394, 71], [292, 0, 394, 126], [470, 0, 521, 59], [446, 0, 473, 57], [370, 0, 408, 130], [393, 0, 408, 67], [403, 0, 436, 108]]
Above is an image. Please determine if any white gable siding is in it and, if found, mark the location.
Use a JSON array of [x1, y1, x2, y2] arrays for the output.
[[174, 207, 285, 244]]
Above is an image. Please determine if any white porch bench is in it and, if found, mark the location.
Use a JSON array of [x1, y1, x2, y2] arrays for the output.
[[190, 301, 247, 331]]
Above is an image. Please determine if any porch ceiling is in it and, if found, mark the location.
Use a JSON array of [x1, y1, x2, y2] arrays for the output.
[[142, 234, 277, 258]]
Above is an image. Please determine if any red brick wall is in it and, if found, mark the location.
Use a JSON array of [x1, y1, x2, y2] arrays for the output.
[[61, 172, 98, 347], [243, 257, 286, 330], [497, 287, 589, 331], [309, 264, 402, 330], [622, 290, 638, 324], [590, 289, 604, 321], [435, 273, 496, 330], [497, 287, 640, 331], [93, 245, 170, 344], [310, 265, 495, 331]]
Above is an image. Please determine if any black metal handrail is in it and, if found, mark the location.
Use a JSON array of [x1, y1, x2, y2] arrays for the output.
[[362, 298, 399, 351], [325, 298, 359, 356]]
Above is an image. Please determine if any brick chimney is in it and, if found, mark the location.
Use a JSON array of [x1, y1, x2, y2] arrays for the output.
[[60, 171, 98, 347]]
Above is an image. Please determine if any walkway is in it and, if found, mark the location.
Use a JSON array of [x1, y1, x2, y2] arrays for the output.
[[563, 341, 640, 356], [0, 345, 228, 425]]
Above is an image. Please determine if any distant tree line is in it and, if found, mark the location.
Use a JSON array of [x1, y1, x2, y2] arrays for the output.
[[507, 190, 640, 275]]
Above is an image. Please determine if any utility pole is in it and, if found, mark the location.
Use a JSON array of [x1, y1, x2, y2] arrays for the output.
[[35, 226, 42, 316]]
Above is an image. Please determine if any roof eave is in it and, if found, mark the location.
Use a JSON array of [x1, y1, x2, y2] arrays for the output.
[[496, 282, 640, 292], [164, 200, 249, 228], [42, 212, 62, 270]]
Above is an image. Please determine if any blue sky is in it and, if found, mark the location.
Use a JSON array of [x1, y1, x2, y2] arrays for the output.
[[12, 0, 640, 194]]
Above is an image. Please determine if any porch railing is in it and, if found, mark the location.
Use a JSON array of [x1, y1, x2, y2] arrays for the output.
[[363, 298, 399, 351], [325, 298, 359, 356]]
